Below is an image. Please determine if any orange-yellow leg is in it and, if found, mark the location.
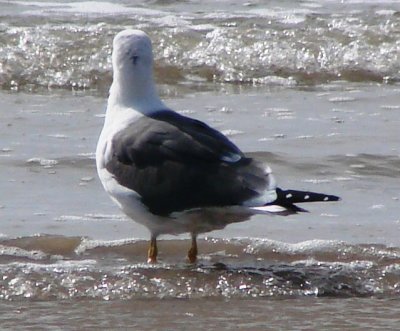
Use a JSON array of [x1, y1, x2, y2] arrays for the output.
[[187, 234, 198, 264], [147, 236, 158, 264]]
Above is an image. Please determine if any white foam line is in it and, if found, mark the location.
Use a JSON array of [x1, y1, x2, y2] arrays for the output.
[[55, 214, 128, 222], [75, 238, 141, 255], [2, 1, 167, 16]]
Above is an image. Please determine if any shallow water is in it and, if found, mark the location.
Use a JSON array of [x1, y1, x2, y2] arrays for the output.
[[1, 297, 399, 330], [2, 235, 400, 300], [1, 0, 400, 329]]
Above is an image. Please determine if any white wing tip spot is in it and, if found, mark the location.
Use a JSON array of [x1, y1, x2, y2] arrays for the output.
[[304, 195, 310, 200], [221, 153, 241, 163], [324, 196, 329, 201], [286, 193, 293, 199]]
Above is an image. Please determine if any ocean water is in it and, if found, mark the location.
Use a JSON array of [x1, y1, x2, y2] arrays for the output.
[[1, 0, 400, 329]]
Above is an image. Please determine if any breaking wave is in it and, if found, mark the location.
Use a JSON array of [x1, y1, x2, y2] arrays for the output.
[[1, 1, 400, 94], [1, 235, 400, 300]]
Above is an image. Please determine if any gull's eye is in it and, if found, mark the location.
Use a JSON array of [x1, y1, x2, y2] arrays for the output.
[[131, 55, 139, 65]]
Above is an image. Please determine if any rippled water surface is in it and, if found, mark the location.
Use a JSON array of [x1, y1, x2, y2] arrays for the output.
[[1, 0, 400, 329], [2, 235, 400, 300], [1, 0, 400, 93]]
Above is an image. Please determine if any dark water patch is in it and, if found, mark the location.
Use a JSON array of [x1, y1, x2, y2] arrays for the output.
[[19, 152, 341, 177], [1, 235, 82, 258], [329, 154, 400, 178]]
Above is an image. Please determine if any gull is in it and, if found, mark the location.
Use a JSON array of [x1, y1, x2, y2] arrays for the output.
[[96, 29, 339, 263]]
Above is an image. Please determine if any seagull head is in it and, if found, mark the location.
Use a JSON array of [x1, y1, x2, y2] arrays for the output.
[[110, 29, 162, 111], [112, 29, 153, 73]]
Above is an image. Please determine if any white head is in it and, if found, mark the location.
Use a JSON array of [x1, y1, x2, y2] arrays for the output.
[[109, 29, 164, 112]]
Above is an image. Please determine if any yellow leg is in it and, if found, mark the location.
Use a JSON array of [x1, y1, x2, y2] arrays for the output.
[[187, 234, 198, 264], [147, 236, 158, 264]]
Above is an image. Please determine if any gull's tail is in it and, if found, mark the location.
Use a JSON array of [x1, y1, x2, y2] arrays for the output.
[[270, 187, 340, 212]]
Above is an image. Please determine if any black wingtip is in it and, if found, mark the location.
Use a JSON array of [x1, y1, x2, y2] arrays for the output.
[[275, 188, 341, 204], [324, 194, 341, 202]]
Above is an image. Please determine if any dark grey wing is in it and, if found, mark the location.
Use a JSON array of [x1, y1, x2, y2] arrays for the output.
[[148, 110, 243, 163], [106, 111, 269, 215]]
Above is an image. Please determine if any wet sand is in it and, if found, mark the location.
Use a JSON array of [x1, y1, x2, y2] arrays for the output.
[[1, 297, 400, 330]]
